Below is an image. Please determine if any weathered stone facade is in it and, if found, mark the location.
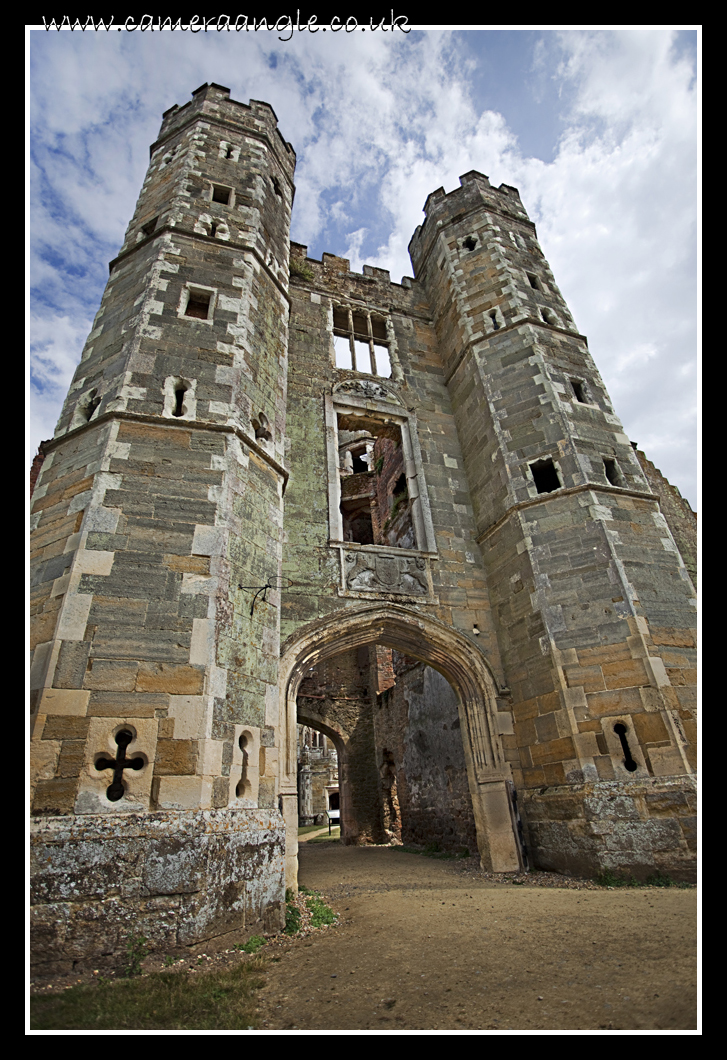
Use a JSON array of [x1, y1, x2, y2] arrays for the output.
[[30, 84, 697, 974]]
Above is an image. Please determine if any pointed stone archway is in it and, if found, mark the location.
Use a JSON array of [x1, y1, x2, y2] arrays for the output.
[[278, 604, 523, 889]]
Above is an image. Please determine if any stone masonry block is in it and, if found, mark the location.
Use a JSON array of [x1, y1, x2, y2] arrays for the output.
[[38, 688, 91, 716], [136, 663, 205, 694], [41, 715, 91, 741], [586, 687, 643, 718], [87, 692, 166, 717], [32, 778, 77, 815], [155, 775, 213, 811], [631, 711, 670, 746], [601, 658, 649, 690], [53, 640, 92, 689], [530, 736, 576, 766], [83, 659, 139, 691], [154, 739, 198, 776]]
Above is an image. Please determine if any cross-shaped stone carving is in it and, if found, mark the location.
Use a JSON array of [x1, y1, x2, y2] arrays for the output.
[[95, 729, 144, 801]]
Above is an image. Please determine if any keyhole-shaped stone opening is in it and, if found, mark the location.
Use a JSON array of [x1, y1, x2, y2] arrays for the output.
[[236, 734, 250, 798], [95, 728, 145, 802], [613, 723, 638, 772]]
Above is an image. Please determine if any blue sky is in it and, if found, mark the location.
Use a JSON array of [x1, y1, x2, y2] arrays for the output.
[[28, 26, 699, 507]]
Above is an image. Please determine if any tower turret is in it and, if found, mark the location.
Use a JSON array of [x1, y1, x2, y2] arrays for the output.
[[411, 172, 696, 875], [30, 85, 294, 976]]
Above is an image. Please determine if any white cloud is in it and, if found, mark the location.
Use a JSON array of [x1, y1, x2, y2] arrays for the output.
[[28, 28, 697, 506]]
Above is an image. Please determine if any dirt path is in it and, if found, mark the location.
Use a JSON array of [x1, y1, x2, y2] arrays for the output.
[[257, 844, 698, 1031]]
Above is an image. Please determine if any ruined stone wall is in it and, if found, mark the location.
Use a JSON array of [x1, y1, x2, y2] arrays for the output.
[[373, 654, 478, 854], [633, 445, 697, 589], [297, 648, 384, 843], [283, 248, 503, 660]]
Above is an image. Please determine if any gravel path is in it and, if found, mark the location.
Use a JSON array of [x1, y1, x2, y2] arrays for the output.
[[256, 843, 698, 1031]]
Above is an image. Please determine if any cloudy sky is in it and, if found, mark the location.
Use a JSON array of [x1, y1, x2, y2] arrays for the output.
[[28, 26, 699, 507]]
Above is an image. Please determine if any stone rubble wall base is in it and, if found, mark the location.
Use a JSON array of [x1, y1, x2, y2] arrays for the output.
[[521, 775, 697, 881], [30, 808, 285, 978]]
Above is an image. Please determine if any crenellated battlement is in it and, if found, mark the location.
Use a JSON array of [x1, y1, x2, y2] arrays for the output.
[[153, 82, 296, 178], [289, 242, 417, 300], [409, 170, 531, 275]]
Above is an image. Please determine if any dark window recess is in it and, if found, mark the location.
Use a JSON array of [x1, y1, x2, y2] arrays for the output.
[[571, 379, 587, 403], [614, 723, 638, 772], [490, 311, 500, 331], [371, 316, 388, 342], [212, 185, 231, 205], [272, 176, 282, 197], [236, 733, 249, 798], [527, 273, 540, 290], [352, 311, 368, 339], [141, 217, 158, 238], [173, 387, 187, 417], [185, 291, 211, 319], [351, 448, 368, 473], [393, 474, 407, 498], [81, 389, 101, 422], [252, 412, 272, 441], [226, 144, 235, 159], [603, 459, 623, 487], [463, 235, 477, 251], [342, 503, 374, 545], [531, 458, 561, 494]]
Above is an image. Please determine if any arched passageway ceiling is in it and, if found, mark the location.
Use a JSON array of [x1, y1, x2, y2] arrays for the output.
[[282, 603, 500, 712]]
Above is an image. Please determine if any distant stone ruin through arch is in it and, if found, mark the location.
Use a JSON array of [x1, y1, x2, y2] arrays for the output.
[[279, 604, 524, 889]]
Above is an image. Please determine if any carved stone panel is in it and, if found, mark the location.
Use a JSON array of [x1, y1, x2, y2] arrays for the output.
[[342, 549, 433, 599]]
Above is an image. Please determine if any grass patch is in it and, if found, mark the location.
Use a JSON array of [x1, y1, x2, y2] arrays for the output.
[[123, 933, 149, 978], [30, 958, 266, 1030], [298, 824, 326, 836], [306, 895, 337, 928], [233, 935, 266, 955], [307, 827, 340, 843], [289, 258, 315, 282], [284, 889, 302, 936]]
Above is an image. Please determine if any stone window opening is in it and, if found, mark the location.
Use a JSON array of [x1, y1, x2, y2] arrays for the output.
[[332, 305, 393, 379], [219, 141, 240, 161], [163, 376, 196, 420], [540, 307, 560, 327], [530, 457, 562, 495], [194, 214, 230, 241], [570, 378, 588, 403], [338, 416, 416, 549], [614, 723, 639, 772], [72, 387, 101, 428], [326, 391, 437, 557], [527, 272, 541, 291], [603, 458, 625, 487], [179, 284, 216, 322], [462, 235, 477, 252], [488, 307, 505, 332], [252, 411, 272, 442], [272, 176, 283, 197], [210, 183, 233, 206], [138, 216, 159, 241]]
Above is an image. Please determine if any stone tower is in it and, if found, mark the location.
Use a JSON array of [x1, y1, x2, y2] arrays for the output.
[[30, 86, 696, 976], [30, 84, 295, 974]]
